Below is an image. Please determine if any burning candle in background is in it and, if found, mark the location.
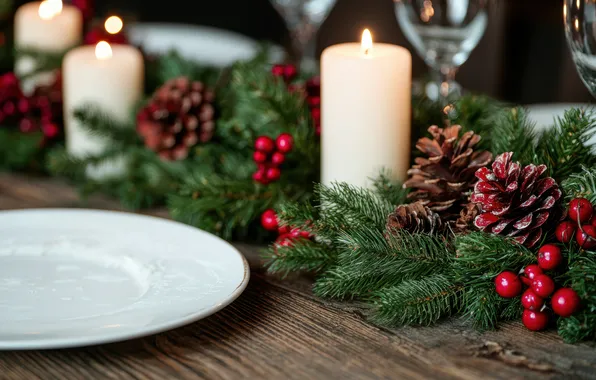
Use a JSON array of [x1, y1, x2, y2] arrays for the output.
[[63, 41, 144, 179], [14, 0, 83, 93], [321, 29, 412, 188], [85, 15, 129, 45]]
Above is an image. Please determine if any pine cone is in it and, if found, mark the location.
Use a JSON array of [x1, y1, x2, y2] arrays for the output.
[[471, 152, 562, 248], [386, 201, 443, 234], [137, 77, 216, 161], [404, 125, 493, 221], [454, 202, 480, 233]]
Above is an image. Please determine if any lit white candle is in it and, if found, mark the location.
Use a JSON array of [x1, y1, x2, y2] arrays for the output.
[[321, 29, 412, 188], [14, 0, 82, 93], [63, 41, 144, 179]]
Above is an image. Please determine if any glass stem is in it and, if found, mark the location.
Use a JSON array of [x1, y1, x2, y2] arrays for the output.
[[437, 66, 458, 105]]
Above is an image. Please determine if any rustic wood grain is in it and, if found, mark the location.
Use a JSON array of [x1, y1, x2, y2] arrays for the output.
[[0, 173, 596, 380]]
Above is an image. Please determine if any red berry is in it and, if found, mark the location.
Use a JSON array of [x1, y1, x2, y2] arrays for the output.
[[537, 244, 563, 270], [255, 136, 275, 153], [494, 271, 522, 298], [569, 197, 593, 224], [17, 98, 29, 113], [290, 228, 302, 238], [252, 168, 268, 184], [577, 225, 596, 249], [278, 225, 290, 235], [3, 101, 15, 115], [42, 123, 59, 138], [19, 118, 35, 133], [308, 96, 321, 107], [275, 133, 294, 153], [300, 230, 311, 238], [266, 167, 281, 181], [260, 209, 278, 231], [275, 233, 294, 248], [271, 64, 285, 77], [556, 221, 576, 243], [551, 288, 581, 317], [591, 215, 596, 228], [311, 107, 321, 121], [253, 151, 268, 163], [283, 64, 298, 81], [531, 274, 555, 298], [521, 264, 543, 286], [521, 289, 544, 311], [522, 309, 549, 331], [271, 152, 285, 166]]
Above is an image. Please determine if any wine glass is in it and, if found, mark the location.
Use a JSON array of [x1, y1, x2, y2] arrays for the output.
[[564, 0, 596, 98], [394, 0, 490, 103], [269, 0, 336, 71]]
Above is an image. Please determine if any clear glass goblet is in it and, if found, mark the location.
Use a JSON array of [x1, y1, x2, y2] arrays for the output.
[[269, 0, 336, 71], [394, 0, 490, 103], [564, 0, 596, 98]]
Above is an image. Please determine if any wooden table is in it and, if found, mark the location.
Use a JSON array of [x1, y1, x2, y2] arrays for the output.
[[0, 173, 595, 380]]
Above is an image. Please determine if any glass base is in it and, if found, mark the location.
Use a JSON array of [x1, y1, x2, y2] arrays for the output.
[[425, 80, 462, 102]]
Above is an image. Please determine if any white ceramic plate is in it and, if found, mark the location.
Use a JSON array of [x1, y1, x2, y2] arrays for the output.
[[526, 103, 596, 147], [127, 22, 284, 67], [0, 209, 249, 350]]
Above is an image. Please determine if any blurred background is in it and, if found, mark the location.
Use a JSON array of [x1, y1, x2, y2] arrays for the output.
[[2, 0, 592, 104]]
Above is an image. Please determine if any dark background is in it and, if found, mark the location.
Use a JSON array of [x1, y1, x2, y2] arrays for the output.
[[8, 0, 595, 104]]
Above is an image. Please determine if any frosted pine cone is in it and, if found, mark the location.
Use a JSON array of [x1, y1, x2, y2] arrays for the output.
[[137, 77, 216, 161], [404, 125, 492, 221], [471, 152, 562, 248]]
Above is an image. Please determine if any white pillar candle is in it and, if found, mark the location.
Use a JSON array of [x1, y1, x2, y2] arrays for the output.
[[63, 41, 144, 179], [14, 0, 82, 93], [321, 29, 412, 189]]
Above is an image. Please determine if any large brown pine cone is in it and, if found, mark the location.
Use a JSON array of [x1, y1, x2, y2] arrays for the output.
[[386, 201, 443, 235], [137, 77, 216, 161], [403, 125, 492, 221], [471, 152, 563, 248]]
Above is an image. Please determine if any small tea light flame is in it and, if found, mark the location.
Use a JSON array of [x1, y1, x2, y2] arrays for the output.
[[38, 0, 62, 20], [104, 16, 123, 34], [95, 41, 112, 60], [361, 29, 373, 56]]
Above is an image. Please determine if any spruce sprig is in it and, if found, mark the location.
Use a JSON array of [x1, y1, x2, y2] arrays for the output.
[[562, 166, 596, 203]]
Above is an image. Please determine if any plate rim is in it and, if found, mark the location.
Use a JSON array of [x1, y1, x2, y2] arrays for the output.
[[0, 208, 250, 350]]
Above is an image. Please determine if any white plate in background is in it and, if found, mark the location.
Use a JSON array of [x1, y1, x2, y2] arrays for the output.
[[0, 209, 249, 350], [525, 103, 596, 146], [127, 22, 284, 67]]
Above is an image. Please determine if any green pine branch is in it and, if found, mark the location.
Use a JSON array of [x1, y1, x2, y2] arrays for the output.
[[145, 50, 222, 92], [15, 46, 70, 79], [535, 107, 596, 182], [372, 170, 409, 206], [562, 166, 596, 204], [370, 274, 462, 326], [72, 106, 139, 146], [263, 239, 338, 276], [0, 129, 44, 171], [488, 107, 538, 165]]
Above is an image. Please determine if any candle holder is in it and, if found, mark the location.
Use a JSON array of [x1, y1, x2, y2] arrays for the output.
[[564, 0, 596, 99], [394, 0, 490, 104], [269, 0, 336, 71]]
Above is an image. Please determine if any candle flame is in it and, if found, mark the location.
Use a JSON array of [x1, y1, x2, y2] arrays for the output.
[[95, 41, 112, 60], [104, 16, 123, 34], [361, 29, 373, 56], [38, 0, 62, 20]]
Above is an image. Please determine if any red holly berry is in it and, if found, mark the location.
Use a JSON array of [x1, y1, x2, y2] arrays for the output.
[[260, 209, 278, 231], [275, 233, 294, 248], [551, 288, 581, 317], [266, 167, 281, 181], [521, 264, 543, 286], [494, 271, 522, 298], [271, 64, 285, 77], [252, 168, 267, 184], [569, 197, 593, 224], [275, 133, 294, 153], [531, 274, 555, 298], [522, 309, 549, 331], [577, 225, 596, 249], [556, 221, 576, 243], [311, 107, 321, 121], [308, 96, 321, 107], [255, 136, 275, 153], [278, 225, 291, 235], [19, 118, 35, 133], [283, 64, 298, 81], [521, 289, 544, 311], [271, 152, 285, 166], [253, 151, 268, 163], [537, 244, 563, 270], [41, 123, 59, 138], [591, 215, 596, 228]]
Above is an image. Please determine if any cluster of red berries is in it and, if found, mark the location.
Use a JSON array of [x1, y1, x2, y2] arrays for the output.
[[271, 64, 321, 136], [0, 72, 62, 140], [495, 243, 580, 331], [555, 197, 596, 249], [252, 133, 294, 184], [260, 209, 312, 247]]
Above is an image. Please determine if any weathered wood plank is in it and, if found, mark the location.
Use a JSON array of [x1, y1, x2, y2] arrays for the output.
[[0, 173, 595, 379]]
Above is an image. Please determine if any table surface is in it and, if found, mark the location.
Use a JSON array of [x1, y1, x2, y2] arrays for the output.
[[0, 173, 596, 380]]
